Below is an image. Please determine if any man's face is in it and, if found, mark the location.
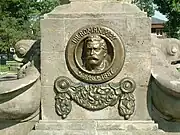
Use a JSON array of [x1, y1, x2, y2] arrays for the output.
[[85, 41, 107, 66]]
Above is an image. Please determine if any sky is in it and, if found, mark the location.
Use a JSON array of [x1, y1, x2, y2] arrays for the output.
[[153, 10, 168, 21]]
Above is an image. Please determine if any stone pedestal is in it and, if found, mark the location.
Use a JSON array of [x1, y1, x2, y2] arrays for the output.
[[41, 1, 151, 120], [36, 1, 158, 134]]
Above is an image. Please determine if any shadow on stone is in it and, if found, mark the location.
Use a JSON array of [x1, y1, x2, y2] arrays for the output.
[[0, 121, 19, 130], [147, 76, 153, 120], [149, 76, 180, 132], [0, 81, 35, 104]]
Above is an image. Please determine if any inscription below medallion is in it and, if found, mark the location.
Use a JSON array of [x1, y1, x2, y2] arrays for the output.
[[66, 25, 125, 84], [77, 68, 114, 81]]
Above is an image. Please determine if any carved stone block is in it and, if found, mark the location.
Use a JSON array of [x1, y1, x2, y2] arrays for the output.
[[54, 76, 136, 120], [40, 2, 151, 121]]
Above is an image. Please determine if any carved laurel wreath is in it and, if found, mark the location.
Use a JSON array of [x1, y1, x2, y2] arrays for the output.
[[54, 76, 136, 120]]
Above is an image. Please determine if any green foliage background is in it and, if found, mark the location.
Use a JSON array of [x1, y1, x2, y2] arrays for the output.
[[0, 0, 59, 53], [133, 0, 155, 17], [154, 0, 180, 39], [0, 0, 179, 53]]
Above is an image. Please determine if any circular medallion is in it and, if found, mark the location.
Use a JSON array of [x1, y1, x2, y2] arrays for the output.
[[54, 76, 72, 93], [120, 77, 136, 93], [66, 25, 125, 84]]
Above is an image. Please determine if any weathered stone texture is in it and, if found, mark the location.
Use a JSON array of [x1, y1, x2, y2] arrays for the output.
[[41, 2, 151, 121], [41, 19, 65, 52], [29, 120, 164, 135]]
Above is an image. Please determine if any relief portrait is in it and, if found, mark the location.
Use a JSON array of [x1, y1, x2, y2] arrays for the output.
[[66, 25, 125, 83], [81, 35, 111, 72]]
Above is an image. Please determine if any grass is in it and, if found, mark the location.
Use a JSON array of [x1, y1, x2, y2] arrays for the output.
[[0, 61, 22, 74], [0, 65, 9, 72]]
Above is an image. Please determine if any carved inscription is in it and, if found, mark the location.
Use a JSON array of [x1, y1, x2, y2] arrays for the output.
[[72, 27, 117, 44], [66, 25, 125, 84], [77, 68, 114, 81]]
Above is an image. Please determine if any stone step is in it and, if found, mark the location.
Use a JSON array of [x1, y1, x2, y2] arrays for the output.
[[28, 130, 168, 135], [35, 120, 158, 131], [28, 120, 180, 135]]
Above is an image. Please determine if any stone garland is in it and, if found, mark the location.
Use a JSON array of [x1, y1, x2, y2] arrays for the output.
[[54, 76, 136, 120]]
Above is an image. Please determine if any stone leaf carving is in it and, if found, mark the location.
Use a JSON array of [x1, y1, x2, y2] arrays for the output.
[[54, 76, 136, 120], [70, 85, 118, 110]]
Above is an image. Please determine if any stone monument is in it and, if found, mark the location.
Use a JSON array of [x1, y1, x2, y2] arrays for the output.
[[30, 0, 160, 134], [1, 0, 180, 134]]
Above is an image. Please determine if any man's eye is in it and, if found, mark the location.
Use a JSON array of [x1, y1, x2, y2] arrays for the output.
[[87, 48, 92, 51]]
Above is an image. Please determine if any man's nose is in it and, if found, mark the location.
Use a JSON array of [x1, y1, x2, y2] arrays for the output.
[[90, 49, 95, 55]]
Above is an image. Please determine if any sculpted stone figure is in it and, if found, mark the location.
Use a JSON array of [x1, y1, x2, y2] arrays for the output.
[[150, 35, 180, 121], [0, 40, 41, 135], [82, 35, 111, 72]]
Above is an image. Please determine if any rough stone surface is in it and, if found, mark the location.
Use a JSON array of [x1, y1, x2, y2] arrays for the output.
[[48, 3, 144, 16], [0, 63, 41, 120], [35, 120, 158, 130], [41, 2, 151, 121], [28, 120, 163, 135], [29, 130, 180, 135]]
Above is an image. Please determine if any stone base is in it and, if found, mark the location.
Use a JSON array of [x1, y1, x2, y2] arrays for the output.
[[27, 120, 170, 135], [29, 130, 166, 135]]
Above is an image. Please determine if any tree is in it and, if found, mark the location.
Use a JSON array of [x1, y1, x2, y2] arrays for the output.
[[133, 0, 155, 17], [0, 0, 59, 53], [154, 0, 180, 39]]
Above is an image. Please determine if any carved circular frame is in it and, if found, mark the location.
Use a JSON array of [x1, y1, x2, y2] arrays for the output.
[[66, 25, 125, 84]]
